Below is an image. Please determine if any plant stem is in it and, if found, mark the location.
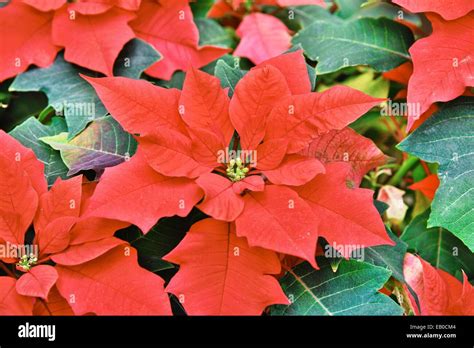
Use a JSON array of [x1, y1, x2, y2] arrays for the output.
[[388, 156, 419, 186], [420, 160, 431, 176], [38, 298, 53, 316]]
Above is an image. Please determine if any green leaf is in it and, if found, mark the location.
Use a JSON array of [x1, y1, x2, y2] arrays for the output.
[[352, 228, 408, 283], [398, 97, 474, 251], [285, 44, 317, 91], [352, 2, 423, 28], [40, 115, 137, 176], [9, 116, 68, 186], [190, 0, 214, 18], [275, 5, 337, 30], [293, 17, 414, 74], [214, 58, 246, 97], [114, 38, 161, 79], [374, 200, 390, 215], [334, 0, 366, 19], [198, 53, 234, 76], [401, 209, 474, 280], [196, 18, 235, 48], [271, 258, 402, 315], [9, 53, 107, 138]]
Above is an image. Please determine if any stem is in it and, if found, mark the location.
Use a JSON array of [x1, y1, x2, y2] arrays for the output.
[[381, 118, 394, 133], [38, 298, 53, 316], [390, 115, 406, 141], [420, 160, 431, 176], [388, 156, 419, 186]]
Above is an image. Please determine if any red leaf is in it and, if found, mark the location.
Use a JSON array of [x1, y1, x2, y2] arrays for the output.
[[406, 13, 474, 119], [68, 0, 142, 15], [207, 0, 233, 18], [34, 176, 82, 236], [16, 265, 58, 300], [393, 0, 474, 20], [189, 127, 227, 168], [33, 176, 83, 255], [208, 0, 233, 18], [0, 154, 38, 245], [0, 2, 59, 82], [296, 163, 393, 256], [254, 138, 288, 170], [265, 86, 384, 153], [408, 174, 440, 200], [164, 219, 288, 315], [130, 0, 228, 80], [232, 175, 265, 194], [68, 218, 130, 245], [403, 254, 474, 315], [52, 237, 126, 266], [52, 7, 135, 75], [180, 68, 234, 145], [83, 75, 187, 136], [196, 173, 245, 221], [139, 129, 214, 178], [0, 131, 45, 245], [0, 277, 34, 315], [255, 50, 312, 95], [382, 61, 413, 85], [37, 217, 75, 256], [234, 13, 292, 65], [300, 127, 387, 185], [229, 65, 291, 150], [263, 154, 325, 186], [2, 119, 47, 198], [23, 0, 65, 12], [83, 151, 203, 232], [235, 185, 319, 268], [56, 246, 171, 315]]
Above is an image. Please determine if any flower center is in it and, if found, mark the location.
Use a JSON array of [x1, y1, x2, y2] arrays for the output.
[[226, 158, 249, 182], [17, 253, 38, 271]]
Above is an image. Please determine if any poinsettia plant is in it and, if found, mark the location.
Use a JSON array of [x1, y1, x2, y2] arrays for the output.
[[0, 0, 473, 317], [77, 50, 404, 314]]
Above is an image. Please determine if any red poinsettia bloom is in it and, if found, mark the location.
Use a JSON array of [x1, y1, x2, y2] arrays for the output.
[[83, 50, 394, 273], [0, 131, 171, 315]]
